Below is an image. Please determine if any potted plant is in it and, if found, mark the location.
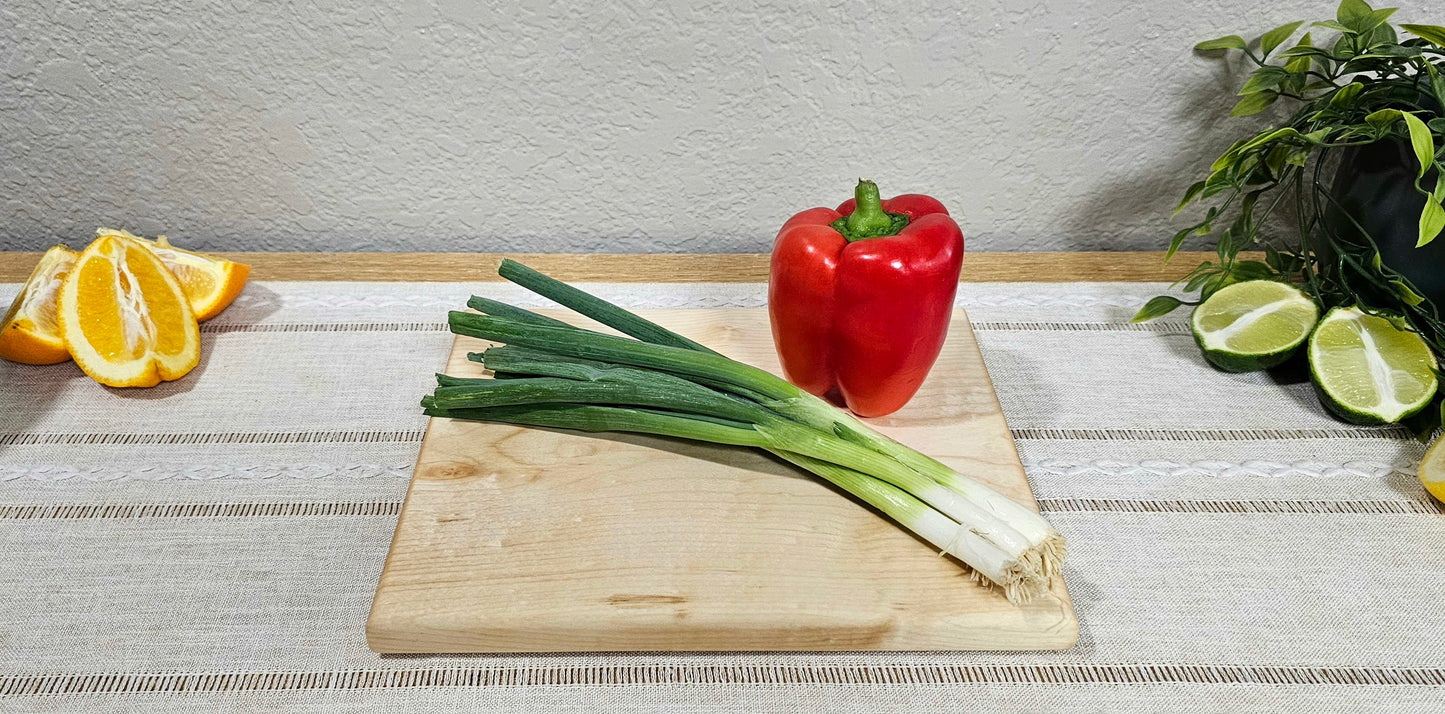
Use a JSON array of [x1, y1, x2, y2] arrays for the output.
[[1137, 0, 1445, 431]]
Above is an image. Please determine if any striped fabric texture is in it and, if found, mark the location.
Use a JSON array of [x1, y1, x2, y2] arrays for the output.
[[1, 280, 1442, 713]]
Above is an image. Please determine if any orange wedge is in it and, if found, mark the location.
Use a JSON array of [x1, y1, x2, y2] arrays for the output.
[[0, 245, 79, 364], [97, 229, 249, 321], [58, 234, 200, 387]]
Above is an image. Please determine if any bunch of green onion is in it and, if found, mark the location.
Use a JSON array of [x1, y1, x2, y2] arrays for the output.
[[422, 260, 1066, 604]]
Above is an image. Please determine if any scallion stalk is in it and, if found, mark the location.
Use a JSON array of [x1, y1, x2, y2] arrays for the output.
[[423, 400, 770, 446]]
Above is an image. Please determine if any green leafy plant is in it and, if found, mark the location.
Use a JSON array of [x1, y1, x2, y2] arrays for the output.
[[1135, 0, 1445, 354]]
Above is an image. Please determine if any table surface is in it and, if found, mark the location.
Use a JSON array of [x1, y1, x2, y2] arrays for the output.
[[1, 251, 1442, 713], [0, 250, 1249, 283]]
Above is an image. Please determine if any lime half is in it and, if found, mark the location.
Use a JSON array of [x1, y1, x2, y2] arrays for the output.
[[1308, 306, 1438, 425], [1191, 280, 1319, 372]]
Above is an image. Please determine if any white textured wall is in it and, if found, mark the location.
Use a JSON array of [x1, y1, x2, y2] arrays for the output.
[[0, 0, 1368, 252]]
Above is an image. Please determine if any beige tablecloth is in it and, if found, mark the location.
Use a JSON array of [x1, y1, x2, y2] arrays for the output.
[[1, 280, 1442, 713]]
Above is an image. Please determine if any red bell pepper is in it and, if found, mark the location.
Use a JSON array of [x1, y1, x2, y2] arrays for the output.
[[768, 180, 964, 417]]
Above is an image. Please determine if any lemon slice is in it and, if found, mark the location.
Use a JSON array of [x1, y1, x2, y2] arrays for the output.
[[1420, 434, 1445, 505], [58, 234, 200, 387]]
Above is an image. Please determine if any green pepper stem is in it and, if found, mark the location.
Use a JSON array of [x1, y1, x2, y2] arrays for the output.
[[845, 180, 892, 235], [830, 179, 909, 242]]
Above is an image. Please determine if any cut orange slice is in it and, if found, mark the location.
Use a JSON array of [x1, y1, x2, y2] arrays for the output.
[[0, 245, 79, 364], [58, 234, 200, 387], [97, 229, 249, 321]]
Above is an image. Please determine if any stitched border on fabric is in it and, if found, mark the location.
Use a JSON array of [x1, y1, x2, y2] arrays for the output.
[[201, 322, 446, 334], [1037, 498, 1444, 515], [970, 321, 1189, 333], [0, 427, 1411, 447], [3, 664, 1444, 696], [3, 498, 1438, 521], [1012, 428, 1412, 441], [0, 464, 413, 482], [0, 430, 427, 447], [0, 460, 1416, 483], [0, 501, 402, 520], [1023, 460, 1416, 479]]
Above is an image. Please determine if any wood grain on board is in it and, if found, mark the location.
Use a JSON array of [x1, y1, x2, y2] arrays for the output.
[[1, 250, 1252, 283], [366, 308, 1077, 653]]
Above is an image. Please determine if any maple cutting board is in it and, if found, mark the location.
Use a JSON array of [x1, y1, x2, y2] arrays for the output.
[[367, 309, 1077, 652]]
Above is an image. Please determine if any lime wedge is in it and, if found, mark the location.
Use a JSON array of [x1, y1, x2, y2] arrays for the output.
[[1191, 280, 1319, 372], [1308, 306, 1438, 425]]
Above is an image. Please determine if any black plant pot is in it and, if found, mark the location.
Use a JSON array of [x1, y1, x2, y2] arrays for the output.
[[1326, 137, 1445, 307]]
